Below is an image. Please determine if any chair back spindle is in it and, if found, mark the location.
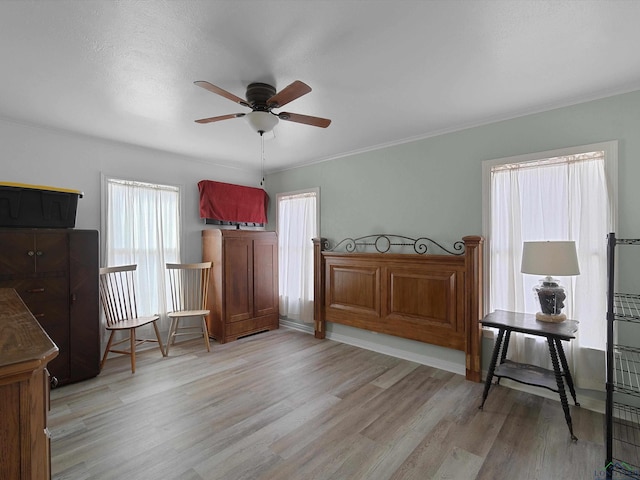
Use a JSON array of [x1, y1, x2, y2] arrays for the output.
[[99, 264, 139, 327]]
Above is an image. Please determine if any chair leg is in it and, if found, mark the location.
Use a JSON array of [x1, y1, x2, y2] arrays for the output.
[[100, 330, 116, 371], [165, 318, 177, 355], [202, 316, 211, 352], [152, 320, 167, 357], [130, 328, 136, 374]]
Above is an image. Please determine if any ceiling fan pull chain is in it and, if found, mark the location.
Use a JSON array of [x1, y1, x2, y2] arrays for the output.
[[260, 134, 265, 186]]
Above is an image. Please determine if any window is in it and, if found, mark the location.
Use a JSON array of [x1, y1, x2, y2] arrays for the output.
[[482, 141, 617, 390], [276, 188, 319, 323], [102, 177, 181, 319]]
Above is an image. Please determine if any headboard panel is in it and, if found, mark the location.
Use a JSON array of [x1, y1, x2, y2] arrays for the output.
[[313, 235, 483, 382]]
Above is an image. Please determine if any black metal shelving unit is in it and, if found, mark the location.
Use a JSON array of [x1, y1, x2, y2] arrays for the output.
[[606, 233, 640, 480]]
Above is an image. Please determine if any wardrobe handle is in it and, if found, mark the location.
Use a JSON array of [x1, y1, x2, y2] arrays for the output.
[[27, 287, 45, 293], [28, 250, 35, 256], [36, 251, 43, 256]]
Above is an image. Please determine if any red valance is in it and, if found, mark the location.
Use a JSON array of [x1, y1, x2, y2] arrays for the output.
[[198, 180, 268, 224]]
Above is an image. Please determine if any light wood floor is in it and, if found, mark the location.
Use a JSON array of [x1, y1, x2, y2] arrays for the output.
[[50, 328, 605, 480]]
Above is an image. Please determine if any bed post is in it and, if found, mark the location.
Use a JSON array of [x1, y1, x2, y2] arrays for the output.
[[312, 238, 327, 339], [463, 235, 484, 382]]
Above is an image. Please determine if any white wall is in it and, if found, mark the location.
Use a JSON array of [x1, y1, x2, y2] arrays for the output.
[[0, 117, 259, 263]]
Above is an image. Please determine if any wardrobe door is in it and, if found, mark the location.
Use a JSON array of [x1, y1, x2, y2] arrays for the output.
[[69, 230, 100, 382], [253, 234, 278, 318], [224, 236, 254, 323]]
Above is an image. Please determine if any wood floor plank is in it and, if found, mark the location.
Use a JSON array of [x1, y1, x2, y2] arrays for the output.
[[389, 419, 456, 480], [360, 367, 451, 441], [475, 392, 544, 480], [352, 429, 428, 480], [370, 360, 420, 389], [432, 446, 485, 480], [262, 432, 374, 480], [49, 328, 606, 480], [268, 383, 384, 459]]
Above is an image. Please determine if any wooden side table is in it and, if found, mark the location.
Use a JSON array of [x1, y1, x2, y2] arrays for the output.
[[478, 309, 580, 441]]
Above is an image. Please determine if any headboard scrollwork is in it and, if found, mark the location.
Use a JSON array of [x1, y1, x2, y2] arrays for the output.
[[325, 234, 465, 256]]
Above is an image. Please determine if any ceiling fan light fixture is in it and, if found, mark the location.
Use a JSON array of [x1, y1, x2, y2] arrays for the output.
[[194, 80, 330, 131], [244, 111, 279, 135]]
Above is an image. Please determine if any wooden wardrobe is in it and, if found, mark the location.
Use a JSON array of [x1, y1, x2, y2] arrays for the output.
[[0, 228, 100, 386], [202, 229, 279, 343]]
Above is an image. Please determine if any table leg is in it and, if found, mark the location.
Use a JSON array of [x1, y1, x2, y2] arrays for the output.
[[547, 337, 577, 441], [496, 330, 511, 385], [554, 338, 580, 407], [500, 330, 511, 363], [479, 328, 505, 410]]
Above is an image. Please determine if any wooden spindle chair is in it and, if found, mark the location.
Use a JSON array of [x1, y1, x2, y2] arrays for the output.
[[99, 264, 166, 373], [165, 262, 212, 354]]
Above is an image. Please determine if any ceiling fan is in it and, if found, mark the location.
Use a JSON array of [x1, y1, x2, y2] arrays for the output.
[[193, 80, 331, 135]]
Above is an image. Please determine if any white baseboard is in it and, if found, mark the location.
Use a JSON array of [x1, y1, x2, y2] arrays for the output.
[[280, 319, 465, 376], [327, 330, 466, 375], [279, 318, 315, 334]]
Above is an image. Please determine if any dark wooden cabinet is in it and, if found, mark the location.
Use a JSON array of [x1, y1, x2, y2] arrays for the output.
[[202, 229, 278, 343], [0, 228, 99, 386]]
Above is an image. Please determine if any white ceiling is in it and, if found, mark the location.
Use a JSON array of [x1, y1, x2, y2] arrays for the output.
[[1, 1, 640, 173]]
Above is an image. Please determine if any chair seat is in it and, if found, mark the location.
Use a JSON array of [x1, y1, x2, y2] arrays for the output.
[[168, 309, 210, 318], [106, 315, 160, 331]]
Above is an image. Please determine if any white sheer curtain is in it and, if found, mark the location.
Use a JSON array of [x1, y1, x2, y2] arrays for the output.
[[490, 151, 612, 390], [277, 190, 318, 323], [104, 178, 181, 329]]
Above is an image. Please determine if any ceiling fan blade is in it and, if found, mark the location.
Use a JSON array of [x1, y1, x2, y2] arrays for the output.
[[277, 112, 331, 128], [194, 81, 249, 107], [194, 113, 245, 124], [267, 81, 312, 108]]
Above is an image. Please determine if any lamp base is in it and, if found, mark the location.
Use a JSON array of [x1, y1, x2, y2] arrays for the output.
[[535, 312, 567, 323], [533, 277, 567, 323]]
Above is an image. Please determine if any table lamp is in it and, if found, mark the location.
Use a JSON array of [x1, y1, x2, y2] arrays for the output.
[[521, 241, 580, 323]]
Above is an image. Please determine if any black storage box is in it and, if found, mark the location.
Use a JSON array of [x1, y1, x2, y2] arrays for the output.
[[0, 182, 82, 228]]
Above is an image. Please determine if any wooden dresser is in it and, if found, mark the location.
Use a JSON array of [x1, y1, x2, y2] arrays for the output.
[[202, 229, 279, 343], [0, 288, 58, 480], [0, 228, 99, 386]]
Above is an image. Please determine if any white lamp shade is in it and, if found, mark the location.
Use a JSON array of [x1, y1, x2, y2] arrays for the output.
[[244, 111, 279, 134], [521, 241, 580, 276]]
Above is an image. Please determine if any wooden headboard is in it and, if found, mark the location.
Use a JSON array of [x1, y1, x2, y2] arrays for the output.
[[313, 235, 484, 382]]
